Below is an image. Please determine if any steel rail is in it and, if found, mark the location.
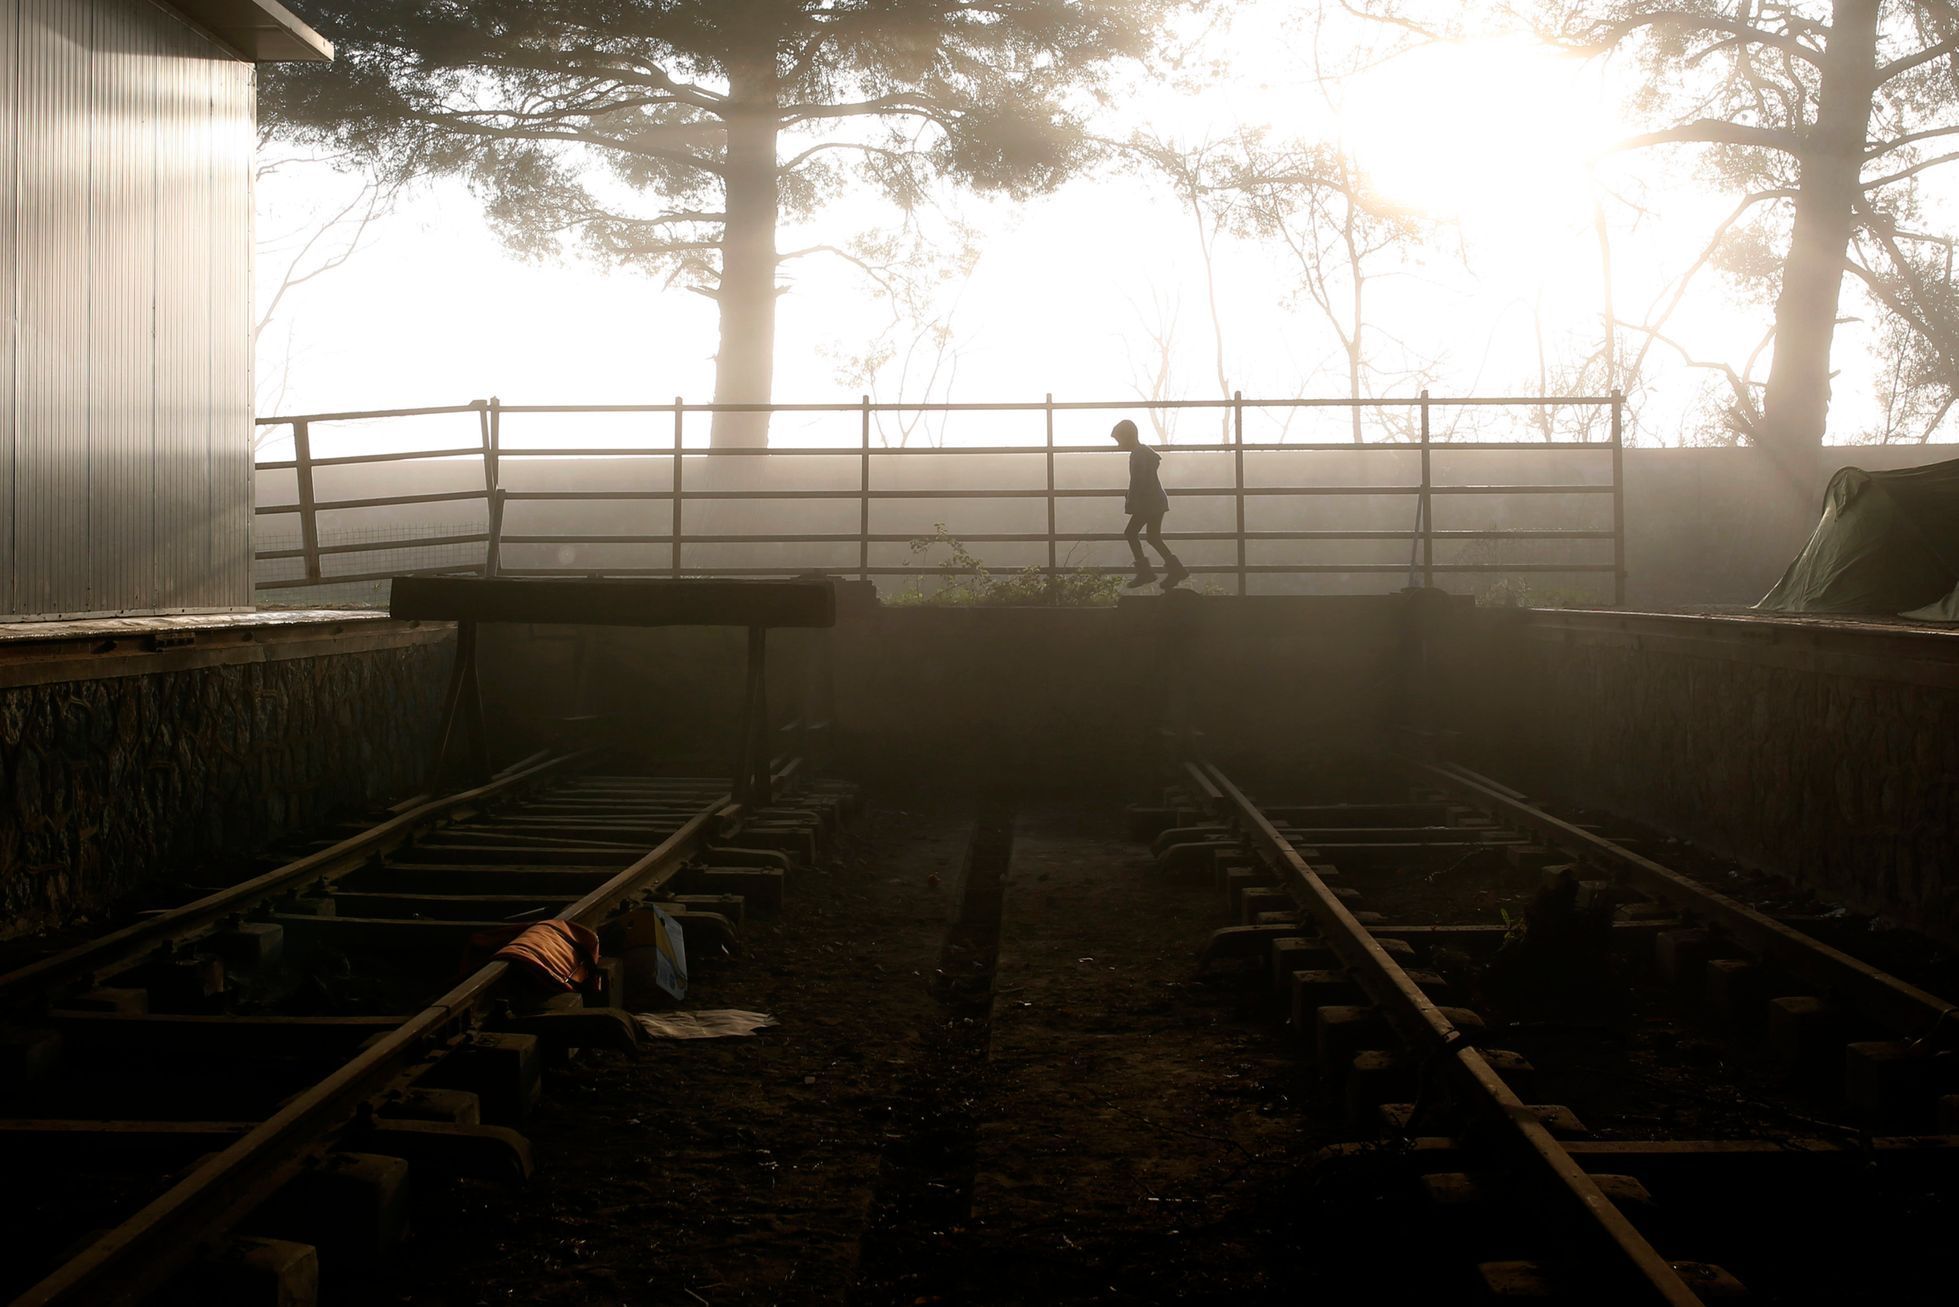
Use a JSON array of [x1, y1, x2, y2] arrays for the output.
[[1418, 760, 1959, 1045], [12, 757, 800, 1306], [0, 750, 586, 1009], [1193, 759, 1706, 1307]]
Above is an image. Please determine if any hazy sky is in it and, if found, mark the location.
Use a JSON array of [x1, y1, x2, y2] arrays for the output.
[[252, 4, 1952, 456]]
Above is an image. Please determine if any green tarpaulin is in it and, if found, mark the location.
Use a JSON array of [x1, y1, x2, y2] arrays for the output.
[[1757, 457, 1959, 622]]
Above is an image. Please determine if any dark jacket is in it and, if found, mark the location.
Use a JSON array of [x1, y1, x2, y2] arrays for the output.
[[1126, 445, 1169, 516]]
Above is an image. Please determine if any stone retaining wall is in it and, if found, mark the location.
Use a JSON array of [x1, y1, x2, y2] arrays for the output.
[[1, 634, 452, 934], [1449, 612, 1959, 944]]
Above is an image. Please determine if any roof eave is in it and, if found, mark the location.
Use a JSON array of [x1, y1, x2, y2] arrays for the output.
[[163, 0, 334, 63]]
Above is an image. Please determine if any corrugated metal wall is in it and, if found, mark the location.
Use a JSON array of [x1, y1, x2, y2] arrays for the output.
[[1, 0, 254, 618]]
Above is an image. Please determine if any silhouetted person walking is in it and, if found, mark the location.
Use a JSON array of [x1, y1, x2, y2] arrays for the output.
[[1111, 418, 1188, 589]]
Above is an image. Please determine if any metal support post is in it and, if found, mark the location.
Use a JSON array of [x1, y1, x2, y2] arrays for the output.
[[1611, 390, 1627, 606], [1233, 391, 1247, 595], [672, 397, 685, 578], [859, 396, 872, 583], [293, 419, 321, 581], [1045, 393, 1058, 593], [1419, 390, 1434, 590]]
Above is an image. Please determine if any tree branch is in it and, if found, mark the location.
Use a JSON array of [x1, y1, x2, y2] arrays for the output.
[[1570, 12, 1820, 68], [414, 112, 727, 175], [1877, 31, 1959, 83], [1625, 189, 1795, 386], [779, 94, 955, 127], [1607, 119, 1804, 156], [1864, 148, 1959, 191], [1866, 121, 1959, 161], [256, 178, 396, 344], [778, 140, 915, 174]]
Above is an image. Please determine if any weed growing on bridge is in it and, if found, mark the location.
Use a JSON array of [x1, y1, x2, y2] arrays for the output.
[[889, 525, 1124, 607]]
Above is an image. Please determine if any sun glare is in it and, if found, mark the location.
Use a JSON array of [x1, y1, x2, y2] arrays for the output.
[[1340, 38, 1613, 222]]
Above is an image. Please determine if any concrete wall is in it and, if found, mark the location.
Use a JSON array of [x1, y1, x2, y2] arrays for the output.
[[0, 621, 452, 934], [475, 590, 1440, 797], [478, 590, 1959, 944], [1447, 610, 1959, 944], [1, 0, 258, 619]]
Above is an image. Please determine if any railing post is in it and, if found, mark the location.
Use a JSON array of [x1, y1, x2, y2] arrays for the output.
[[1233, 390, 1247, 595], [672, 397, 685, 578], [482, 397, 501, 576], [292, 418, 321, 582], [1419, 390, 1434, 590], [1611, 389, 1626, 606], [860, 395, 872, 584], [1045, 392, 1057, 593], [733, 625, 770, 806], [486, 488, 505, 578]]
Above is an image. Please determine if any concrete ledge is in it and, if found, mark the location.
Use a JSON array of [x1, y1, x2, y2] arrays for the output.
[[1500, 606, 1959, 689], [0, 610, 450, 690]]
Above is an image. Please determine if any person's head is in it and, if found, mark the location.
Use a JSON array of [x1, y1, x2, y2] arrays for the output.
[[1109, 418, 1140, 447]]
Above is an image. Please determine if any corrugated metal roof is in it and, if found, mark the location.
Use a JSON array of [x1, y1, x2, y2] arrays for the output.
[[161, 0, 332, 62]]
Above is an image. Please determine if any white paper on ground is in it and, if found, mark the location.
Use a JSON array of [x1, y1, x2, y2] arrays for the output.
[[632, 1009, 777, 1040]]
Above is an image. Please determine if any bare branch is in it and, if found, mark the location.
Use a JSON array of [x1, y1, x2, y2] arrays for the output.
[[1607, 119, 1804, 156], [1567, 11, 1821, 68], [1863, 148, 1959, 192], [1877, 30, 1959, 83], [256, 177, 398, 344]]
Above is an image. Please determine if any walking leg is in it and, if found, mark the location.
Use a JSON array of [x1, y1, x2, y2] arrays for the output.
[[1125, 514, 1155, 586], [1148, 518, 1189, 585]]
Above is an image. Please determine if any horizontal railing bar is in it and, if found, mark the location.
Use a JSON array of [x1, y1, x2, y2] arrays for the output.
[[483, 440, 1614, 458], [266, 440, 1615, 468], [250, 561, 1616, 589], [493, 485, 1608, 503], [487, 395, 1619, 415], [498, 490, 675, 501], [256, 395, 1621, 426], [254, 564, 487, 589], [254, 402, 486, 426], [255, 448, 484, 473], [492, 529, 1616, 546], [255, 532, 492, 561], [1429, 484, 1613, 494], [254, 489, 492, 515], [305, 447, 487, 468]]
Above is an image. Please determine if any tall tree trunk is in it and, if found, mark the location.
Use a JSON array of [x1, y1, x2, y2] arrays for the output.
[[1759, 0, 1879, 498], [711, 63, 780, 449]]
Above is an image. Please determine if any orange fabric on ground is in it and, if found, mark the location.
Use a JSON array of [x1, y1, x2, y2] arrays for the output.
[[494, 920, 603, 992]]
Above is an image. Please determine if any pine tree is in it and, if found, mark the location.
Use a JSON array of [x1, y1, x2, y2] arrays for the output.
[[265, 1, 1185, 445], [1560, 1, 1959, 477]]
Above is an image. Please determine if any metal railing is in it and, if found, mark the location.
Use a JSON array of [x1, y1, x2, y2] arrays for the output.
[[252, 393, 1627, 602]]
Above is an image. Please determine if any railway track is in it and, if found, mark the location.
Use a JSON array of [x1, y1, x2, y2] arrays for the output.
[[0, 749, 855, 1306], [1145, 755, 1959, 1304]]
